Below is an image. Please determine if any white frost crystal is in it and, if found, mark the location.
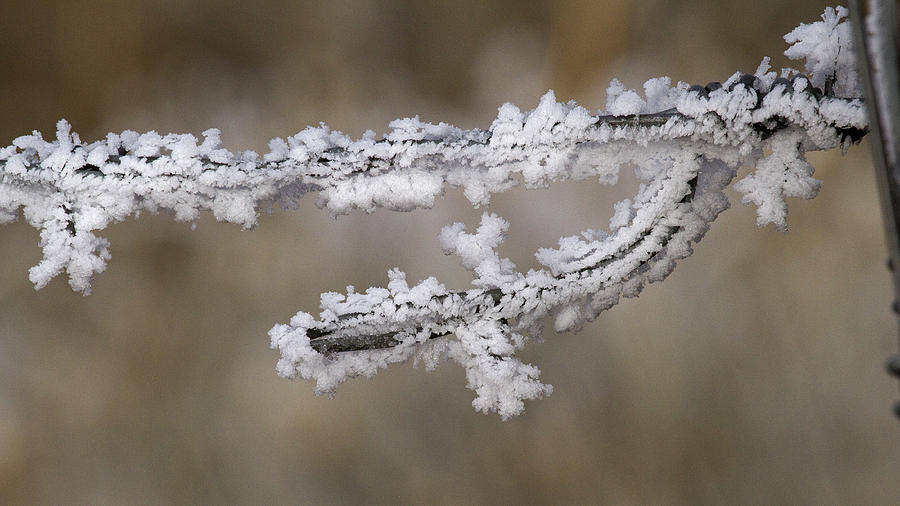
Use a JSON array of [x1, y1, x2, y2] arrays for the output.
[[784, 6, 860, 97], [0, 7, 867, 417]]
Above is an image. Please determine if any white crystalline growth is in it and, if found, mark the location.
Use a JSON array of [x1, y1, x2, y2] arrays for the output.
[[784, 6, 860, 97], [733, 130, 821, 231], [0, 7, 868, 416], [439, 213, 519, 289], [268, 6, 866, 418]]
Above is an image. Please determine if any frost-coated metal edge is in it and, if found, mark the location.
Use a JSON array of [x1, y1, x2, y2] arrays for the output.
[[849, 0, 900, 418]]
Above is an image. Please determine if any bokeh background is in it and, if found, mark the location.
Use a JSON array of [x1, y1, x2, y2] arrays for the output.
[[1, 0, 898, 503]]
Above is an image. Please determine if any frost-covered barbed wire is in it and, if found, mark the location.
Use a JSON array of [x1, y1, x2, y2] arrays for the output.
[[0, 7, 868, 417]]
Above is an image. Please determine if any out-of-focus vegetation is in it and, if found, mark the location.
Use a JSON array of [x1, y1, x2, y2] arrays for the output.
[[0, 1, 897, 503]]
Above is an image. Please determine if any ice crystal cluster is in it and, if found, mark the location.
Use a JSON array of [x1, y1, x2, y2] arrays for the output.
[[0, 7, 867, 417]]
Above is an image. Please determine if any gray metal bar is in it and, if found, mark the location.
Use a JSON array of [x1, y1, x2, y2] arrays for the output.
[[849, 0, 900, 418]]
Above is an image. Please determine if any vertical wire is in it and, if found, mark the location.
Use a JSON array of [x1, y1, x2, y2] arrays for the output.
[[848, 0, 900, 418]]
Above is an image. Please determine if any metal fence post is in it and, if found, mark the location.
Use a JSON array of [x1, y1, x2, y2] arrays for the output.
[[849, 0, 900, 418]]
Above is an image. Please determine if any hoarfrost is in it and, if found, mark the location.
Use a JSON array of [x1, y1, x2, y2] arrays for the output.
[[0, 7, 867, 416], [784, 6, 860, 97]]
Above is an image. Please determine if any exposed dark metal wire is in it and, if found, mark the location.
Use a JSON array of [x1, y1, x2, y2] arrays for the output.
[[303, 81, 866, 355]]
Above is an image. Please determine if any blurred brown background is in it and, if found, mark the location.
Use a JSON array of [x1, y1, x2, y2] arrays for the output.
[[0, 0, 898, 504]]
